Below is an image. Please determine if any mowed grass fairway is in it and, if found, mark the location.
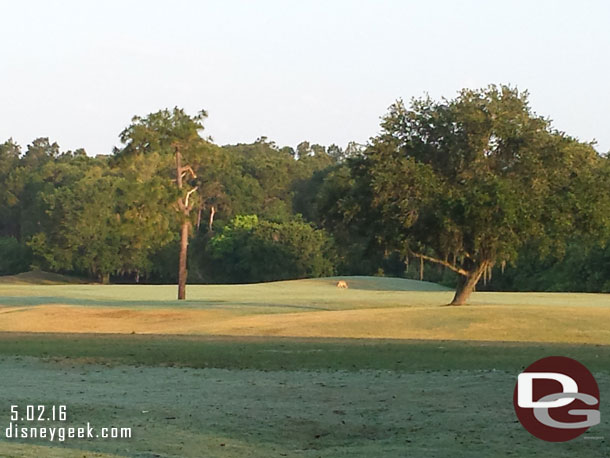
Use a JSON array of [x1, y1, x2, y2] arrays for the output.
[[1, 273, 610, 343], [0, 273, 609, 457]]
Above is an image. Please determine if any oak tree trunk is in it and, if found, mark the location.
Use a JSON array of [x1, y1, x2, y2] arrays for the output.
[[450, 261, 489, 306]]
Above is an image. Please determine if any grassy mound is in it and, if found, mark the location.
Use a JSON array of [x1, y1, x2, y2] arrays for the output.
[[0, 270, 90, 285], [298, 275, 451, 291]]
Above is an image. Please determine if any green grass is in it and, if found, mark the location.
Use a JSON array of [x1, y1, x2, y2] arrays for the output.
[[1, 276, 610, 456], [0, 275, 451, 310], [1, 333, 610, 373], [1, 335, 609, 457], [1, 275, 609, 342], [0, 273, 606, 312]]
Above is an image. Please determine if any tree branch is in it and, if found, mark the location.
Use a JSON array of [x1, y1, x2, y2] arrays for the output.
[[410, 251, 468, 276], [184, 186, 198, 209], [180, 165, 197, 180]]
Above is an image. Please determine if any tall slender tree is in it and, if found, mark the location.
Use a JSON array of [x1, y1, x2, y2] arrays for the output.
[[174, 149, 198, 299], [113, 108, 209, 299]]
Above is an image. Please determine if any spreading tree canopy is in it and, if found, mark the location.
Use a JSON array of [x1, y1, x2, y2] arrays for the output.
[[356, 85, 610, 304]]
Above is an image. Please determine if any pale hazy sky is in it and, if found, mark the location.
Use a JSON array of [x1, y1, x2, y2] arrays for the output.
[[1, 0, 609, 155]]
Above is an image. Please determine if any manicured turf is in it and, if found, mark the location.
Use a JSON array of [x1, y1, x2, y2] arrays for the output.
[[1, 276, 609, 343], [1, 275, 609, 457], [0, 335, 609, 457], [1, 333, 610, 373]]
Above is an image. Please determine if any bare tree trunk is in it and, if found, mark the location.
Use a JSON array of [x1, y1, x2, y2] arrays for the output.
[[178, 220, 189, 300], [175, 150, 197, 301], [450, 261, 489, 305]]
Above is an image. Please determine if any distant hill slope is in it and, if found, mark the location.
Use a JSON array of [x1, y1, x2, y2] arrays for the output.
[[277, 276, 452, 292], [0, 270, 90, 285], [0, 273, 448, 290]]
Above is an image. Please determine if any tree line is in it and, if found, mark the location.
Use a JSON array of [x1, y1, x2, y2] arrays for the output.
[[1, 85, 609, 302]]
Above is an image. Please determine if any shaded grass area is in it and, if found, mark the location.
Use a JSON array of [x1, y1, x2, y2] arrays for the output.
[[6, 358, 609, 458], [1, 334, 610, 457], [1, 333, 610, 373]]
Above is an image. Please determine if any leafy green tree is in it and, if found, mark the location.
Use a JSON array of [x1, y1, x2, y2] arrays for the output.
[[21, 137, 60, 167], [206, 215, 335, 283], [28, 164, 123, 282], [219, 138, 336, 223], [485, 239, 610, 293], [18, 148, 172, 283], [0, 139, 22, 237], [297, 163, 391, 275], [112, 170, 175, 280], [221, 139, 295, 221], [355, 85, 610, 304], [1, 138, 71, 241], [14, 146, 100, 247]]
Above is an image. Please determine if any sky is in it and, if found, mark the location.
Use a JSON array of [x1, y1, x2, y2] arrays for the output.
[[1, 0, 609, 156]]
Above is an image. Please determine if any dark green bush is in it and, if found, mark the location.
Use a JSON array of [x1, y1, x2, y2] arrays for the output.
[[0, 237, 32, 275], [204, 215, 336, 283]]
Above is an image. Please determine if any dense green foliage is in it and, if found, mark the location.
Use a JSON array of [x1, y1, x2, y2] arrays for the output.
[[0, 111, 341, 283], [1, 87, 609, 292], [483, 241, 610, 293], [0, 236, 31, 275], [323, 86, 610, 302], [206, 215, 335, 283]]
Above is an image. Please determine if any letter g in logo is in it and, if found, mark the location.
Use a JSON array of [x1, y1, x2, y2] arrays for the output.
[[513, 356, 600, 442]]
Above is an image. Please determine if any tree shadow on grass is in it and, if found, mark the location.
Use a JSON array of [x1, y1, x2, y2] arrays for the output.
[[0, 296, 328, 311]]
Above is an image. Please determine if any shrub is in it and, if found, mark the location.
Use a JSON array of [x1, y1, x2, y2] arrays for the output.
[[0, 237, 32, 275], [206, 215, 336, 283]]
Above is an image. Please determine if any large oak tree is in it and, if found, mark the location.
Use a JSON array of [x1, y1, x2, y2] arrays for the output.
[[356, 85, 610, 304]]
